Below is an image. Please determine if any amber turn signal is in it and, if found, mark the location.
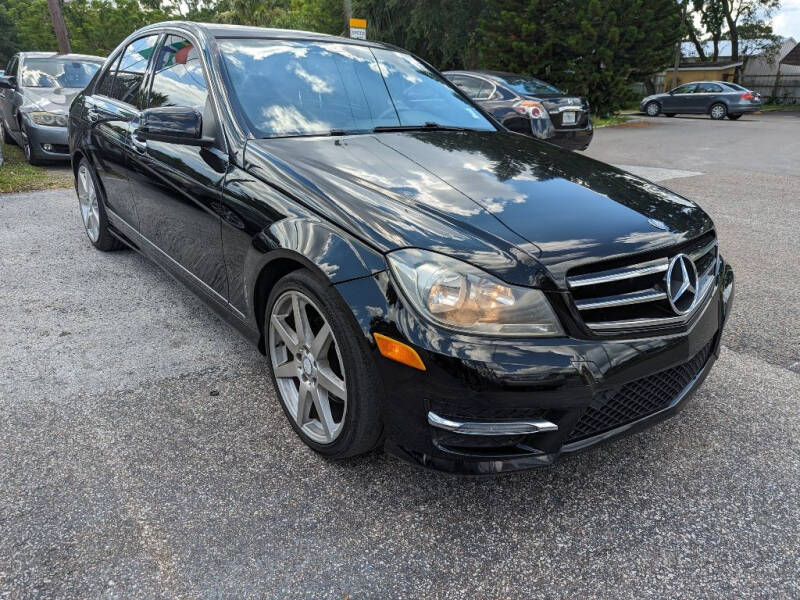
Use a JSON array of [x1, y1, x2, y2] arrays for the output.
[[372, 333, 426, 371]]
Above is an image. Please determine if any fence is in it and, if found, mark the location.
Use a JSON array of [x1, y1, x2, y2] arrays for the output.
[[739, 74, 800, 104]]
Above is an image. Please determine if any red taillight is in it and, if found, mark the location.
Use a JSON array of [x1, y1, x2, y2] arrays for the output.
[[514, 100, 547, 119], [742, 92, 755, 100]]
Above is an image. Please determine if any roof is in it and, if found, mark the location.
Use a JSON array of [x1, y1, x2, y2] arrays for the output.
[[670, 61, 743, 71], [18, 52, 105, 62], [681, 39, 784, 58], [781, 41, 800, 66], [137, 21, 396, 50]]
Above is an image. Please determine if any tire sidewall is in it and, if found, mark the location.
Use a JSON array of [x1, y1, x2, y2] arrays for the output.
[[264, 269, 381, 457], [710, 103, 727, 120], [646, 102, 660, 116], [77, 158, 121, 251]]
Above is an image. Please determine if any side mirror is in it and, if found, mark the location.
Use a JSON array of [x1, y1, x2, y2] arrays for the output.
[[0, 76, 15, 90], [137, 106, 213, 147]]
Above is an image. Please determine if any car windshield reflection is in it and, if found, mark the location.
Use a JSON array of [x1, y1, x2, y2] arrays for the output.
[[218, 39, 495, 138]]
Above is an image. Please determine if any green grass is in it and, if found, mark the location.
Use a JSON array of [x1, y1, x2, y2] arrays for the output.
[[0, 142, 73, 194], [592, 114, 634, 128], [760, 104, 800, 112]]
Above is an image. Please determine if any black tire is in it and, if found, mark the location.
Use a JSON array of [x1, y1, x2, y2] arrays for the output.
[[21, 126, 45, 166], [645, 101, 660, 117], [264, 269, 383, 458], [709, 103, 727, 120], [1, 120, 16, 145], [665, 113, 676, 117], [76, 158, 125, 251], [727, 113, 743, 120]]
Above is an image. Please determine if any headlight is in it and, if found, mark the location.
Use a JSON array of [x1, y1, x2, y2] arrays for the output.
[[387, 248, 564, 337], [29, 112, 68, 127]]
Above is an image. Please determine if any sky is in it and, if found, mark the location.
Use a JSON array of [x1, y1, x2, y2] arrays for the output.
[[773, 0, 800, 41]]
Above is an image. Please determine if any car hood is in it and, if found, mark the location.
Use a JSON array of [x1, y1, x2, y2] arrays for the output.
[[245, 131, 713, 288], [21, 87, 81, 113]]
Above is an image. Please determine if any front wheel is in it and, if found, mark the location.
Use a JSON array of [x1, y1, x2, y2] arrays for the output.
[[710, 103, 727, 120], [727, 113, 743, 120], [265, 269, 383, 458], [645, 101, 660, 117], [21, 126, 44, 166]]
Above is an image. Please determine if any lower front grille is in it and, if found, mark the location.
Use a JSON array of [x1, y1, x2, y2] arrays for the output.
[[566, 338, 715, 443]]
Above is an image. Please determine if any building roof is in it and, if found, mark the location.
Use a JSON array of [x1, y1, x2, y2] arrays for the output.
[[781, 41, 800, 66]]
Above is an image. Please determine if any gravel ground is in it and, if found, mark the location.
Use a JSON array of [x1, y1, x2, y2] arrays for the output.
[[1, 112, 798, 598]]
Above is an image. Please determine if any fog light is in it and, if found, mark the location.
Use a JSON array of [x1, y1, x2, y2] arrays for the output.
[[43, 144, 53, 152]]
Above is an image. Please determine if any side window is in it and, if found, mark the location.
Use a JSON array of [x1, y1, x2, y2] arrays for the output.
[[451, 75, 485, 100], [6, 56, 18, 78], [95, 54, 122, 97], [111, 35, 159, 107], [673, 84, 696, 94], [473, 81, 495, 100], [148, 35, 208, 110]]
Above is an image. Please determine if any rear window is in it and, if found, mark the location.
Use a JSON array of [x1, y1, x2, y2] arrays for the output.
[[20, 59, 100, 88], [495, 74, 562, 96], [217, 39, 494, 138]]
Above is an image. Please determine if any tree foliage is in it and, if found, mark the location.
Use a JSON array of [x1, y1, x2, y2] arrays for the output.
[[478, 0, 681, 115]]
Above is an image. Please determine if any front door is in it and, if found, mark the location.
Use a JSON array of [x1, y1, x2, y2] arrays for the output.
[[84, 34, 160, 230], [662, 83, 697, 112], [128, 34, 229, 299]]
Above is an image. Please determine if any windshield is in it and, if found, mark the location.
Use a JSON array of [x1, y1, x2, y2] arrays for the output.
[[20, 59, 101, 89], [218, 39, 495, 138], [497, 75, 563, 96]]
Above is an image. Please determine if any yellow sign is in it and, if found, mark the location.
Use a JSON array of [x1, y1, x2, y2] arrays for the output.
[[349, 18, 367, 40]]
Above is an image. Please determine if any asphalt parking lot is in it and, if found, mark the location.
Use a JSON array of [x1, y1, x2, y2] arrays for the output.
[[1, 112, 798, 598]]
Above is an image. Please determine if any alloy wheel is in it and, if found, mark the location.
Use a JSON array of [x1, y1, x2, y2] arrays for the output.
[[77, 164, 100, 242], [710, 104, 726, 119], [268, 289, 347, 444], [646, 102, 659, 116]]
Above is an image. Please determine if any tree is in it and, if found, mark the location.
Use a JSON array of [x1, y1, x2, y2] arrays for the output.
[[719, 0, 780, 61], [478, 0, 681, 115]]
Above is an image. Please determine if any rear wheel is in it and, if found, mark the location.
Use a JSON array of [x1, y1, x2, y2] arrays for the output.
[[727, 113, 743, 120], [75, 159, 125, 251], [265, 269, 383, 458], [709, 103, 727, 120], [645, 101, 660, 117]]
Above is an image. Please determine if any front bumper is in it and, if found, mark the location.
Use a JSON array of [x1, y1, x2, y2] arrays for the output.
[[335, 260, 734, 474], [22, 117, 70, 160]]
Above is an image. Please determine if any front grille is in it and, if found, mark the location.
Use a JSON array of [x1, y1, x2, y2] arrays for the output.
[[567, 232, 718, 333], [566, 338, 715, 443]]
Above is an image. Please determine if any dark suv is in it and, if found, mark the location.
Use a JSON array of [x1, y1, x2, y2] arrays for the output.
[[69, 23, 733, 474]]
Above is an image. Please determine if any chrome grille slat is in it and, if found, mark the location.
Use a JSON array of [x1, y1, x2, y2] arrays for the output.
[[568, 237, 719, 333], [575, 289, 667, 310], [567, 258, 668, 288]]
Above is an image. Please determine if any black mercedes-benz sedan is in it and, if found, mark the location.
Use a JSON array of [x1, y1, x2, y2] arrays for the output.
[[69, 22, 733, 474], [444, 70, 593, 150], [640, 81, 762, 120]]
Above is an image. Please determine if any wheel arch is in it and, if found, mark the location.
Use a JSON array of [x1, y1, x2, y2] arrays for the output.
[[248, 218, 386, 353]]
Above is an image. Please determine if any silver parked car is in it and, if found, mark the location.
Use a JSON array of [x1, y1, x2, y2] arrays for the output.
[[0, 52, 104, 164], [640, 81, 762, 120]]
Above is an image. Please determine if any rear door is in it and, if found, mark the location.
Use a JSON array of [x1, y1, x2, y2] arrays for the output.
[[128, 34, 229, 299], [694, 82, 725, 113], [83, 34, 160, 230]]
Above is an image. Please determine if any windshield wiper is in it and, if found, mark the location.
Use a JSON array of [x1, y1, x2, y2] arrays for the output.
[[372, 122, 478, 133]]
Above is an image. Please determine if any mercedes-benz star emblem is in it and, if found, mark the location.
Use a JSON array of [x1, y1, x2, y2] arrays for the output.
[[648, 218, 669, 231], [665, 254, 698, 315]]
